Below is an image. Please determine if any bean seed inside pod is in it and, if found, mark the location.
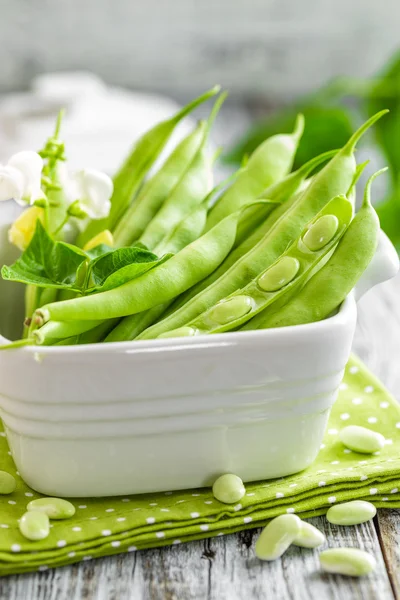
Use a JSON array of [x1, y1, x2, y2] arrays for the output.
[[209, 295, 253, 325], [303, 214, 339, 251], [339, 425, 385, 454], [158, 326, 197, 339], [319, 548, 376, 577], [258, 257, 300, 292]]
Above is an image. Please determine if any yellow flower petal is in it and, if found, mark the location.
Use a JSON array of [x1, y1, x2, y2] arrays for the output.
[[8, 206, 45, 250], [83, 229, 114, 251]]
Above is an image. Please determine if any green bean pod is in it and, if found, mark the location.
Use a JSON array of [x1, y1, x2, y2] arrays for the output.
[[243, 170, 384, 330], [157, 195, 352, 338], [77, 319, 120, 344], [105, 303, 169, 343], [103, 174, 241, 343], [54, 319, 120, 345], [165, 150, 336, 318], [78, 85, 221, 245], [32, 318, 105, 345], [34, 201, 271, 326], [103, 203, 210, 343], [205, 114, 305, 230], [113, 120, 208, 247], [138, 93, 227, 251], [138, 111, 387, 340]]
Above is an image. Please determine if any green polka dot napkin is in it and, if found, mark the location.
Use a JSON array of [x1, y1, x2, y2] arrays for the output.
[[1, 354, 400, 575]]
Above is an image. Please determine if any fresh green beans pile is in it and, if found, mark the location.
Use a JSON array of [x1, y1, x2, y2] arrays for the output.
[[0, 87, 390, 348]]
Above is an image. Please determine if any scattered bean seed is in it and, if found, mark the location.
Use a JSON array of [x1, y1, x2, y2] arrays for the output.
[[19, 511, 50, 541], [319, 548, 376, 577], [339, 425, 385, 454], [327, 500, 377, 526], [27, 497, 76, 520], [212, 474, 246, 504], [255, 514, 301, 561], [0, 470, 16, 494], [293, 521, 326, 548]]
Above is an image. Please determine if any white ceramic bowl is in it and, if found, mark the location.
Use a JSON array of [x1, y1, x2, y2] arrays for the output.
[[0, 230, 398, 497]]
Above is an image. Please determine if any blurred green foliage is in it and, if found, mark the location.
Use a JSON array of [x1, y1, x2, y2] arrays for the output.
[[225, 51, 400, 250]]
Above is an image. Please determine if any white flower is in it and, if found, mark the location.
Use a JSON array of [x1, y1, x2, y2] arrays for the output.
[[0, 151, 44, 205], [68, 169, 113, 222]]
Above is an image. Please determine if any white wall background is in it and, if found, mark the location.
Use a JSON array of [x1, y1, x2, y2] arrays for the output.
[[0, 0, 399, 98]]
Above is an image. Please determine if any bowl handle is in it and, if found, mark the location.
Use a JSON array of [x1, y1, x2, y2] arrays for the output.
[[355, 229, 399, 301]]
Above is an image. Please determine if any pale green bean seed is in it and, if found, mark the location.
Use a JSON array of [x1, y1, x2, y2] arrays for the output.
[[302, 215, 339, 251], [255, 514, 301, 561], [319, 548, 376, 577], [19, 511, 50, 541], [293, 521, 326, 548], [257, 256, 300, 292], [339, 425, 385, 454], [27, 497, 76, 520], [209, 295, 253, 325], [0, 470, 16, 494], [327, 500, 376, 526], [158, 326, 198, 339], [212, 474, 246, 504]]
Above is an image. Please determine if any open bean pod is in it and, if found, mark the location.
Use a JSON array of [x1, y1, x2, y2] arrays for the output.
[[243, 169, 384, 330], [157, 195, 353, 338], [179, 148, 339, 312]]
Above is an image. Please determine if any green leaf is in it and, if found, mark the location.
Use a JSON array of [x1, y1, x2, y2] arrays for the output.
[[86, 247, 172, 293], [224, 105, 354, 171], [1, 221, 87, 291], [1, 221, 172, 295]]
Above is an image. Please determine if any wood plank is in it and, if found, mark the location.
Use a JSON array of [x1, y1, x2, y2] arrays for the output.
[[0, 516, 394, 599], [376, 511, 400, 599]]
